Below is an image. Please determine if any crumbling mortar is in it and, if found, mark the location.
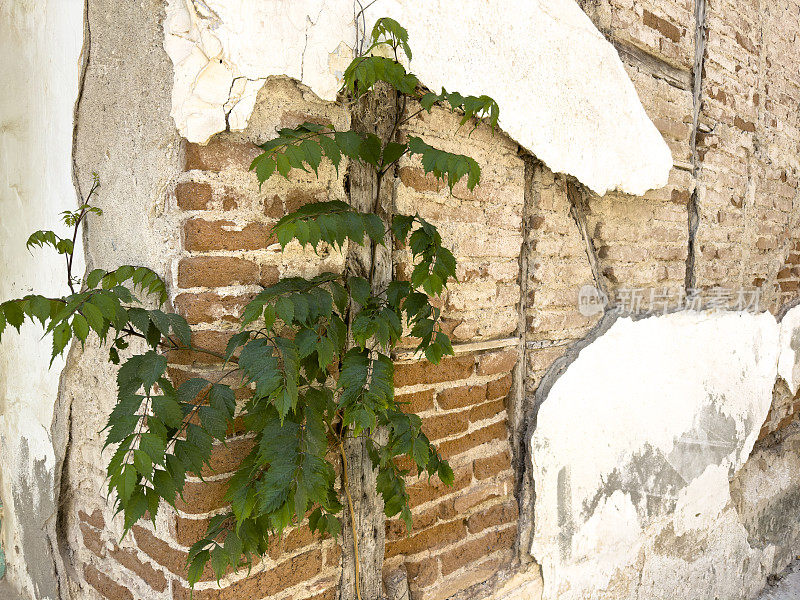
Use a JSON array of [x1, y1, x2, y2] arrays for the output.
[[510, 156, 537, 565], [685, 0, 707, 291], [565, 178, 609, 307]]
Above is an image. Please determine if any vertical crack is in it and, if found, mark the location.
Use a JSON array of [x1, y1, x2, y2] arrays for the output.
[[686, 0, 708, 291], [566, 179, 609, 306], [512, 156, 537, 564]]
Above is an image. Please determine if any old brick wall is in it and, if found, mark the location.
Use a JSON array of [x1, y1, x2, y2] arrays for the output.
[[67, 3, 800, 600], [70, 76, 525, 600]]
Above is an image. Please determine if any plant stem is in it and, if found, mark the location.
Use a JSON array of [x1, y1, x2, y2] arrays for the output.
[[339, 440, 362, 600]]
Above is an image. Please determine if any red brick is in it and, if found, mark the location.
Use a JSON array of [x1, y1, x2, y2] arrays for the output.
[[396, 389, 435, 413], [109, 546, 168, 592], [454, 477, 511, 514], [175, 515, 210, 547], [174, 475, 232, 514], [184, 219, 275, 252], [476, 349, 518, 376], [222, 189, 239, 210], [438, 525, 516, 576], [469, 399, 505, 423], [642, 10, 682, 42], [173, 549, 323, 600], [473, 450, 512, 480], [486, 374, 512, 400], [407, 467, 472, 507], [437, 383, 487, 410], [285, 188, 326, 213], [168, 330, 233, 365], [394, 355, 475, 388], [83, 564, 133, 600], [174, 292, 251, 325], [79, 509, 105, 529], [438, 420, 508, 458], [261, 264, 280, 286], [176, 182, 213, 210], [202, 436, 255, 477], [405, 558, 440, 588], [263, 194, 284, 218], [466, 501, 518, 534], [399, 166, 445, 193], [386, 504, 439, 541], [80, 521, 106, 557], [734, 116, 756, 133], [184, 139, 260, 172], [385, 519, 467, 558], [422, 411, 469, 441], [325, 544, 342, 567], [178, 257, 259, 288]]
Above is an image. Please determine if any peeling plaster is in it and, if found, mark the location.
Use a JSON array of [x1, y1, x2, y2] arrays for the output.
[[530, 307, 800, 599], [163, 0, 672, 196]]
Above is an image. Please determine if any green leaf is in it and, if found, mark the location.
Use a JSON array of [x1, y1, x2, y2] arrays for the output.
[[407, 136, 481, 192], [370, 17, 412, 60], [82, 302, 105, 335], [363, 214, 385, 245], [187, 550, 209, 586], [2, 301, 24, 331], [51, 320, 72, 363], [359, 133, 382, 167], [72, 314, 89, 344], [153, 468, 178, 505], [137, 350, 167, 389], [118, 464, 138, 503], [151, 394, 183, 429], [334, 131, 363, 160], [139, 432, 166, 465], [133, 449, 153, 480], [169, 313, 192, 346], [348, 277, 370, 306], [210, 545, 229, 581], [275, 296, 294, 324], [382, 142, 407, 166]]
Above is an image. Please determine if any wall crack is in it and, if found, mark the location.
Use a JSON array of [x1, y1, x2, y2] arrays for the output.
[[686, 0, 708, 291]]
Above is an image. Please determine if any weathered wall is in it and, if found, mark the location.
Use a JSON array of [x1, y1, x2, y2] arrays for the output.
[[163, 0, 671, 196], [0, 2, 84, 598], [530, 309, 800, 600], [7, 1, 800, 600], [522, 1, 800, 598], [58, 1, 184, 600]]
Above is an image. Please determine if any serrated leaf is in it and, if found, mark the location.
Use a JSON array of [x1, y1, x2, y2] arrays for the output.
[[133, 449, 153, 480], [72, 313, 89, 343], [347, 277, 370, 306], [382, 142, 407, 166]]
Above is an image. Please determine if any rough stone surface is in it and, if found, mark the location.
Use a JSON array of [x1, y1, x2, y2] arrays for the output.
[[162, 0, 671, 196]]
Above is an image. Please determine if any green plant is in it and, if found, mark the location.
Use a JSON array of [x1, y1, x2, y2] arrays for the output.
[[0, 18, 499, 595]]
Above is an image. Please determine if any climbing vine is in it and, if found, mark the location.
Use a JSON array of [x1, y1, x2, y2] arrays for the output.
[[0, 18, 500, 593]]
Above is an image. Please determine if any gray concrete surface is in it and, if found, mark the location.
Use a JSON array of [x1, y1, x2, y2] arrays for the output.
[[757, 560, 800, 599]]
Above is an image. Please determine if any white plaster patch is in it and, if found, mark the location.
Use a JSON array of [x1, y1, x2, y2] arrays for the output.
[[530, 311, 781, 600], [0, 1, 83, 597], [163, 0, 672, 196], [778, 304, 800, 394]]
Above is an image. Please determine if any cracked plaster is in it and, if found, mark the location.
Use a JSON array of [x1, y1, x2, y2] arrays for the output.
[[163, 0, 672, 196]]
